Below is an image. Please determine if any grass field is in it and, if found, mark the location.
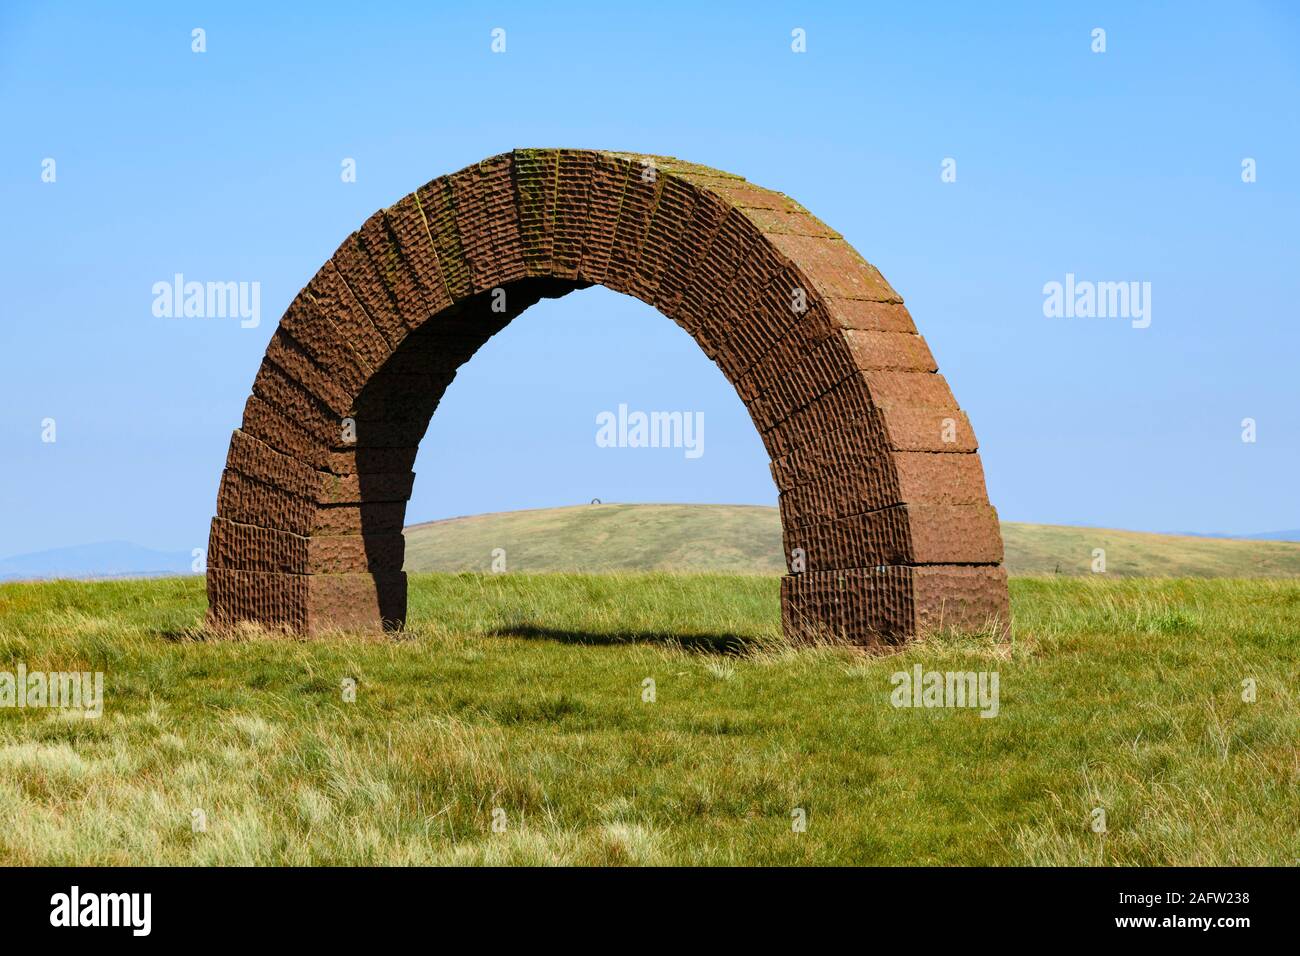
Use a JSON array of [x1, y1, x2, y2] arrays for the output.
[[404, 503, 1300, 577], [0, 572, 1296, 865]]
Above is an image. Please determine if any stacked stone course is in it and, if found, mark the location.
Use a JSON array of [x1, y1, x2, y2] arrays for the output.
[[208, 149, 1009, 645]]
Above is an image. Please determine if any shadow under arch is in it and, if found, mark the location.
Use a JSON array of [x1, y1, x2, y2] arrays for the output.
[[205, 149, 1008, 647]]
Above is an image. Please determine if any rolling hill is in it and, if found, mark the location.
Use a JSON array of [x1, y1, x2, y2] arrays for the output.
[[404, 503, 1300, 578]]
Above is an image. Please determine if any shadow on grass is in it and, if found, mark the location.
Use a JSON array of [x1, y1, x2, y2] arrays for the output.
[[487, 623, 761, 655], [153, 621, 763, 655]]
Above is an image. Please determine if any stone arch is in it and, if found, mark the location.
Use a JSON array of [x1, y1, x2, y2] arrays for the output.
[[206, 149, 1009, 646]]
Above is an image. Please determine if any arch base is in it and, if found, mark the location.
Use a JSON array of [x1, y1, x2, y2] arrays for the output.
[[781, 565, 1010, 647], [206, 569, 405, 634]]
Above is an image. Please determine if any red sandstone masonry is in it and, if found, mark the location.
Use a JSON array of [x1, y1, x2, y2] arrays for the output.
[[878, 404, 979, 453], [676, 210, 764, 357], [330, 228, 410, 349], [316, 471, 414, 505], [207, 569, 405, 632], [828, 299, 917, 333], [385, 192, 455, 313], [208, 516, 308, 574], [741, 206, 839, 238], [722, 296, 924, 408], [452, 156, 527, 292], [263, 330, 353, 418], [766, 233, 901, 303], [781, 565, 1008, 646], [782, 503, 1004, 570], [655, 184, 731, 337], [240, 394, 330, 469], [309, 533, 405, 573], [215, 468, 314, 537], [478, 154, 529, 286], [306, 571, 406, 630], [778, 452, 990, 528], [604, 158, 664, 296], [304, 264, 392, 372], [359, 211, 446, 331], [312, 501, 407, 536], [276, 295, 372, 396], [209, 150, 1007, 643], [577, 153, 630, 287], [514, 149, 560, 278], [324, 446, 418, 476], [630, 168, 696, 305], [769, 410, 975, 493], [449, 161, 497, 294], [709, 247, 796, 381], [207, 567, 309, 631], [209, 517, 406, 575], [912, 565, 1010, 635], [251, 361, 344, 450], [223, 430, 317, 500], [687, 181, 831, 372], [762, 370, 967, 460], [349, 371, 454, 421], [550, 149, 597, 281], [716, 270, 823, 380], [842, 330, 937, 372], [415, 177, 473, 302], [895, 451, 991, 504]]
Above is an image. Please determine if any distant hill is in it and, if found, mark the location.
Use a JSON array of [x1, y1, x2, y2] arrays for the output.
[[1248, 530, 1300, 541], [997, 523, 1300, 577], [0, 541, 195, 582], [406, 504, 784, 575], [5, 509, 1295, 583], [1176, 529, 1300, 542], [404, 504, 1300, 578]]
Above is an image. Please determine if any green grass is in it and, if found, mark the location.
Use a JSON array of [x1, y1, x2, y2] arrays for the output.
[[403, 503, 1300, 577], [0, 573, 1296, 865]]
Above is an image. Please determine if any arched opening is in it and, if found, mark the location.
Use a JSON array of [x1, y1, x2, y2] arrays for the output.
[[206, 149, 1008, 646], [397, 283, 779, 568]]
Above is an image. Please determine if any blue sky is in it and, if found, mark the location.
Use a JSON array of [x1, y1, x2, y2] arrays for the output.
[[1, 0, 1298, 560]]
